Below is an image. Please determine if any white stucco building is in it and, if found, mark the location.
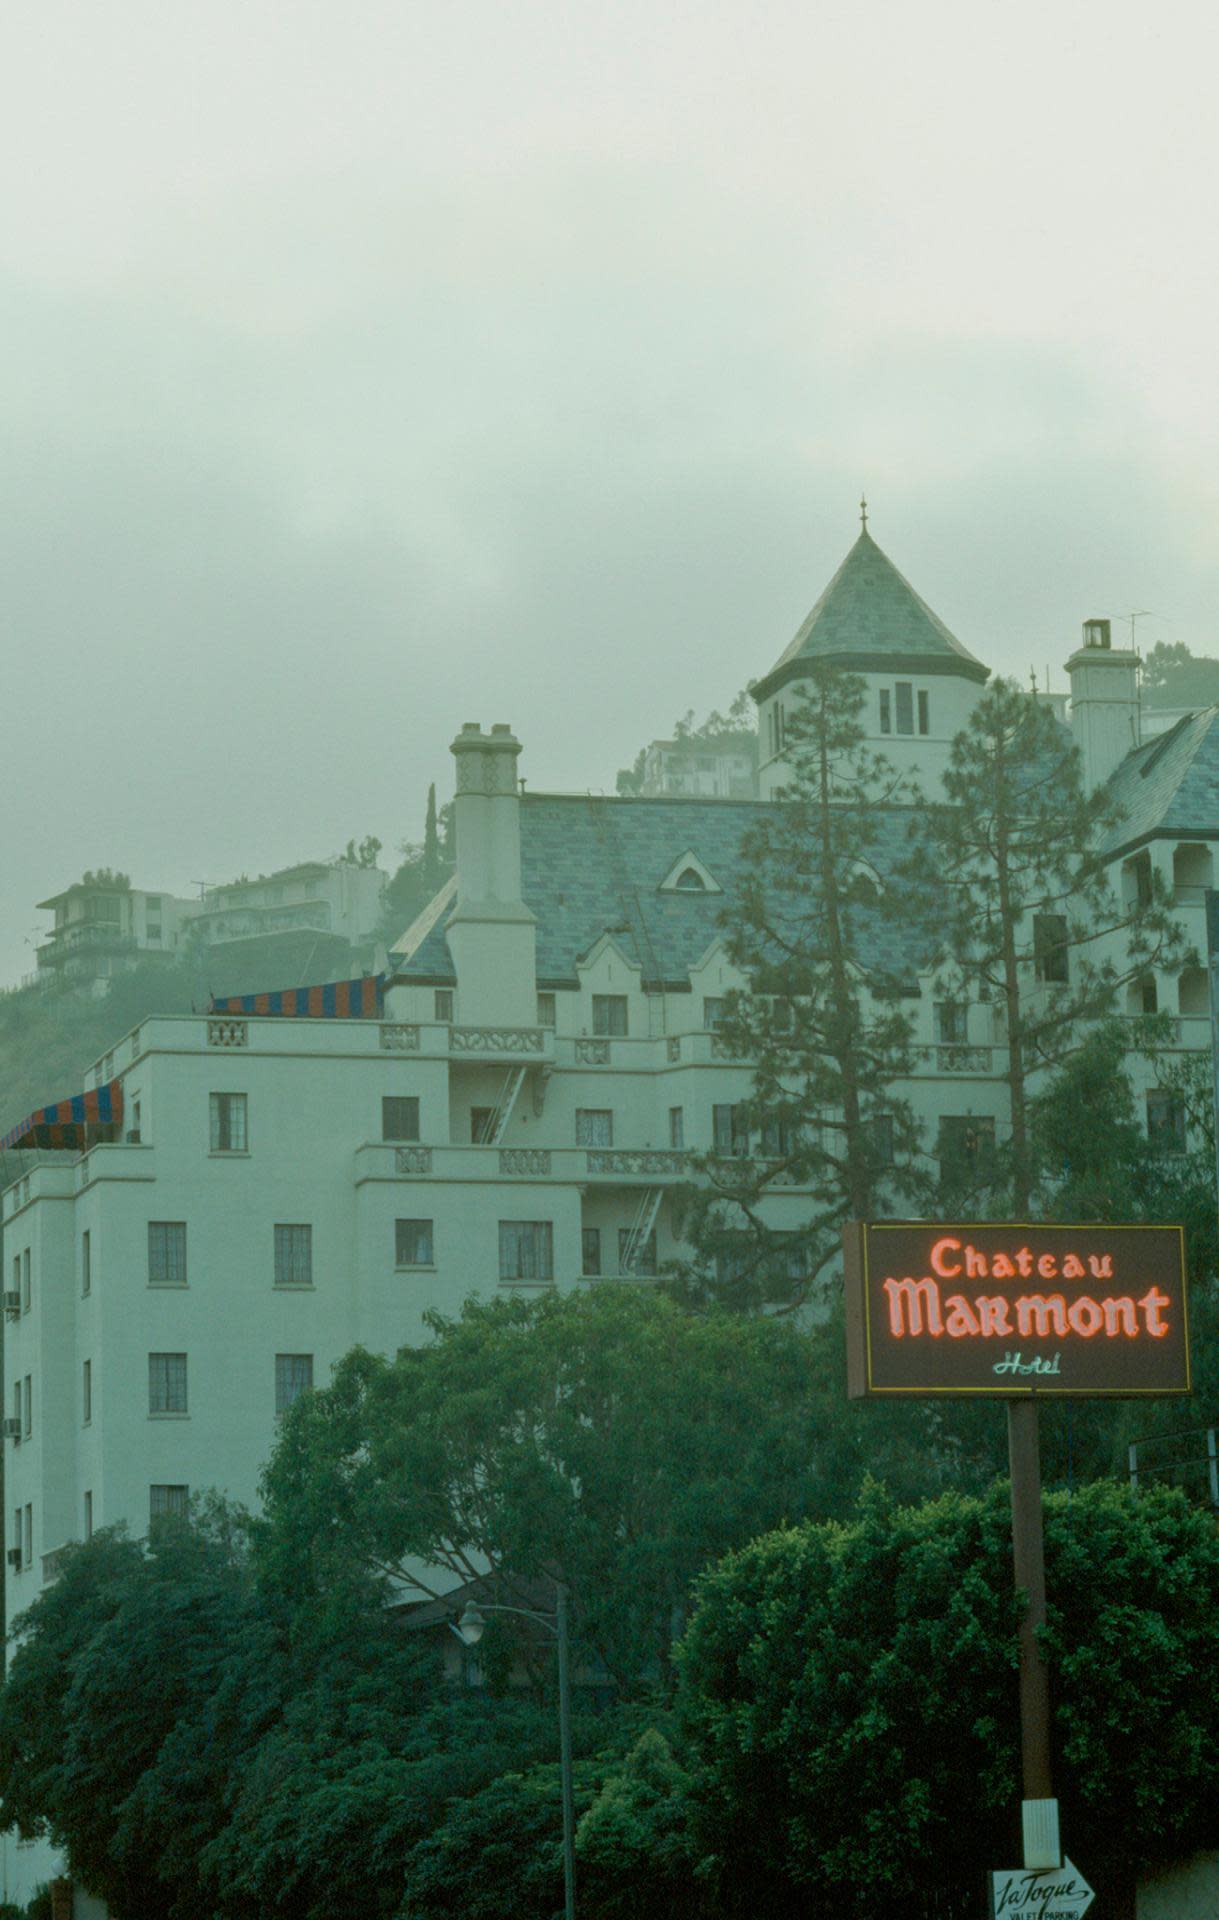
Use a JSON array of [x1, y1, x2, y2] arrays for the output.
[[5, 517, 1219, 1911]]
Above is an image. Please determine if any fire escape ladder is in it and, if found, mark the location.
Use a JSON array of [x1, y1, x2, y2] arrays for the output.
[[488, 1066, 527, 1145], [620, 1186, 664, 1275]]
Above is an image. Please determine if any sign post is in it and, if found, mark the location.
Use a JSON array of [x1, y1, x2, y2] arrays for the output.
[[844, 1220, 1190, 1879]]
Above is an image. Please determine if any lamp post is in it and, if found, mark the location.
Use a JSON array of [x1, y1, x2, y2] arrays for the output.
[[452, 1584, 576, 1920]]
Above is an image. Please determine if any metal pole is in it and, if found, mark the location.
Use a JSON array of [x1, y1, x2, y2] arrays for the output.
[[1007, 1400, 1054, 1805], [556, 1583, 576, 1920]]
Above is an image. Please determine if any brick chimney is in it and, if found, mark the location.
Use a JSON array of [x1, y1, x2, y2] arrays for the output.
[[445, 723, 537, 1026]]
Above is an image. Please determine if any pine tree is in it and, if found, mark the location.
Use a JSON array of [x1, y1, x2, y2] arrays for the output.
[[922, 677, 1189, 1215], [674, 664, 926, 1311]]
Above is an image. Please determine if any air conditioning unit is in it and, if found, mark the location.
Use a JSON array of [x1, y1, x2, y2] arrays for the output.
[[2, 1291, 20, 1316], [2, 1418, 22, 1440], [5, 1548, 21, 1570]]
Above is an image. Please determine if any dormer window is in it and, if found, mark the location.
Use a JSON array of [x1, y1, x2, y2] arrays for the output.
[[659, 851, 722, 895]]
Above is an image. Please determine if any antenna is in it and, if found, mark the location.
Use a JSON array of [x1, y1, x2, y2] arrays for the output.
[[1108, 610, 1154, 649]]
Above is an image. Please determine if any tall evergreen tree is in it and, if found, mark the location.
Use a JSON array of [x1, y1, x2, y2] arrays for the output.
[[922, 678, 1188, 1215], [674, 664, 926, 1310]]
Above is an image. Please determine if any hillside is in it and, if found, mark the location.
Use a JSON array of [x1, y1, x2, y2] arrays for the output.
[[0, 932, 373, 1162]]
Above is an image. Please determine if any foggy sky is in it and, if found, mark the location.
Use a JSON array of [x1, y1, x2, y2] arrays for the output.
[[5, 0, 1219, 990]]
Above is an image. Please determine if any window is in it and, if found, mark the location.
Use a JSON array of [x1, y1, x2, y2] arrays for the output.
[[575, 1109, 613, 1147], [22, 1504, 31, 1568], [878, 689, 892, 734], [274, 1224, 313, 1288], [713, 1103, 750, 1156], [582, 1227, 602, 1276], [669, 1107, 685, 1150], [11, 1509, 19, 1568], [674, 867, 705, 891], [1147, 1090, 1186, 1155], [148, 1222, 187, 1287], [149, 1353, 188, 1416], [382, 1096, 420, 1142], [210, 1091, 248, 1152], [592, 995, 628, 1037], [895, 682, 914, 735], [10, 1381, 19, 1440], [498, 1221, 554, 1282], [396, 1218, 434, 1267], [129, 1098, 142, 1142], [761, 1114, 796, 1156], [703, 997, 728, 1030], [22, 1376, 31, 1439], [21, 1249, 30, 1313], [866, 1113, 895, 1166], [434, 989, 454, 1021], [82, 1360, 91, 1425], [917, 690, 930, 735], [537, 992, 556, 1028], [84, 1491, 93, 1541], [618, 1227, 657, 1276], [470, 1107, 495, 1143], [275, 1353, 314, 1414], [150, 1485, 189, 1523], [1033, 914, 1069, 985], [935, 1002, 968, 1044], [82, 1230, 91, 1296], [937, 1115, 995, 1176]]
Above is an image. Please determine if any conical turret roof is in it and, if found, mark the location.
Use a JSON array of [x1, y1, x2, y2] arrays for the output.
[[753, 528, 989, 701]]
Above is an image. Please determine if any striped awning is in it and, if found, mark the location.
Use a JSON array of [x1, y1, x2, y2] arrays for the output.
[[1, 1079, 124, 1154], [208, 974, 384, 1020]]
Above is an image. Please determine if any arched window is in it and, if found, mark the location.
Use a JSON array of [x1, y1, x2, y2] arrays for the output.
[[674, 867, 705, 891]]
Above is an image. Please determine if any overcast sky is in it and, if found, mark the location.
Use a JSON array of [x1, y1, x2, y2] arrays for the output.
[[4, 0, 1219, 989]]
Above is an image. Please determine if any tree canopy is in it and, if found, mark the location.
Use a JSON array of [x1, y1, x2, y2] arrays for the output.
[[676, 1480, 1219, 1918], [257, 1287, 827, 1691]]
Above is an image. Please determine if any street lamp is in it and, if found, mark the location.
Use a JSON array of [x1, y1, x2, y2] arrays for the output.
[[452, 1584, 576, 1920]]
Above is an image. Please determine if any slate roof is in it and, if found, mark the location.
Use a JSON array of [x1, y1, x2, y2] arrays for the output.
[[1100, 706, 1219, 854], [400, 794, 931, 991], [753, 529, 989, 701]]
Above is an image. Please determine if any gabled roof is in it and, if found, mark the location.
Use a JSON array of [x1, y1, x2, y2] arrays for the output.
[[398, 793, 929, 991], [1100, 706, 1219, 854], [753, 529, 989, 701]]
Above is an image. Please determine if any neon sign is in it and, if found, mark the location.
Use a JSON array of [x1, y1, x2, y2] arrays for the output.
[[845, 1222, 1190, 1397]]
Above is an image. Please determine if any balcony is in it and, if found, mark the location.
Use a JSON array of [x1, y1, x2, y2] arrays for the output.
[[37, 925, 134, 969], [920, 1045, 995, 1074], [354, 1144, 692, 1186]]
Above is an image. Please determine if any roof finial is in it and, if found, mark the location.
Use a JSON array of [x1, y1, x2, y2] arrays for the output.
[[859, 494, 868, 532]]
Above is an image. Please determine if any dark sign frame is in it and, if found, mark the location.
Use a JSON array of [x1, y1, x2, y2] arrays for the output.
[[844, 1220, 1191, 1399]]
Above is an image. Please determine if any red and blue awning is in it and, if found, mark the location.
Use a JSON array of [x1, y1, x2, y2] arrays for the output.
[[1, 1079, 124, 1154], [208, 974, 384, 1019]]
